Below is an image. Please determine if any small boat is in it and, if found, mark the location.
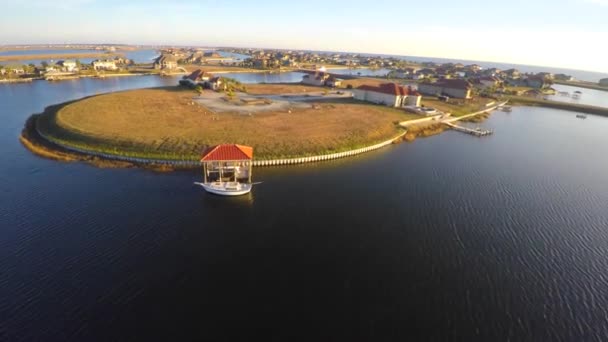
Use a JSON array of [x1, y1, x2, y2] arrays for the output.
[[195, 181, 252, 196], [576, 114, 587, 119]]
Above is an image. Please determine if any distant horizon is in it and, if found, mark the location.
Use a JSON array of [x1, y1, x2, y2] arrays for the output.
[[2, 42, 608, 77], [1, 0, 607, 75]]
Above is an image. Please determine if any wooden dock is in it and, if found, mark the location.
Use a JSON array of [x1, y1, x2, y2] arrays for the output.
[[444, 122, 494, 137]]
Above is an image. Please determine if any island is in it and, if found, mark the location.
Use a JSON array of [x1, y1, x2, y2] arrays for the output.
[[22, 82, 429, 169]]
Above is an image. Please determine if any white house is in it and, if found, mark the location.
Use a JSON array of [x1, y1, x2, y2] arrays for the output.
[[353, 83, 422, 107], [302, 71, 330, 86], [56, 60, 78, 72], [92, 59, 118, 71]]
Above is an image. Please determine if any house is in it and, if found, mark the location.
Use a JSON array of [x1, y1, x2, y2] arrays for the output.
[[92, 59, 117, 71], [186, 51, 205, 64], [302, 71, 330, 86], [477, 76, 501, 89], [56, 60, 78, 72], [418, 79, 473, 99], [353, 83, 422, 107], [154, 54, 178, 70], [504, 68, 521, 78], [555, 73, 574, 81], [325, 76, 342, 88], [179, 69, 222, 90], [207, 76, 224, 91], [524, 76, 549, 89], [599, 78, 608, 87]]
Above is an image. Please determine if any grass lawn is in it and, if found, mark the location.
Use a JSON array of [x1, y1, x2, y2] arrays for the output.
[[421, 97, 495, 117], [38, 86, 417, 160]]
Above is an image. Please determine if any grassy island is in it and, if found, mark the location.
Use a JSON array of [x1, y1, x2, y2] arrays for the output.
[[30, 85, 419, 163]]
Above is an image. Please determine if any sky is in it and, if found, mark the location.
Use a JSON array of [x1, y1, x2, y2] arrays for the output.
[[1, 0, 607, 73]]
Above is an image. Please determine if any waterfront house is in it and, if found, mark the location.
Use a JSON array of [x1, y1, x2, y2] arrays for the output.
[[524, 76, 550, 89], [504, 68, 521, 79], [207, 76, 224, 91], [353, 83, 422, 107], [325, 76, 343, 88], [92, 59, 117, 71], [418, 79, 473, 99], [476, 76, 501, 89], [302, 71, 330, 86], [599, 78, 608, 86], [555, 73, 574, 81], [56, 60, 78, 72], [153, 54, 178, 70], [179, 69, 222, 90]]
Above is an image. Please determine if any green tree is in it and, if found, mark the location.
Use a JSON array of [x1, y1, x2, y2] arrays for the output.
[[194, 85, 203, 95]]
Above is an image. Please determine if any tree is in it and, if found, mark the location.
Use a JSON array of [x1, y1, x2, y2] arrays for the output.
[[41, 61, 49, 68], [194, 85, 203, 95]]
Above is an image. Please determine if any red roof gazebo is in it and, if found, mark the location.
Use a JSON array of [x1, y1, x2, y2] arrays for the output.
[[200, 144, 253, 184]]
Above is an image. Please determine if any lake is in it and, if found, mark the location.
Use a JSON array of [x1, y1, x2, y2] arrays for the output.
[[326, 68, 391, 77], [2, 76, 608, 341], [0, 49, 159, 65], [545, 83, 608, 108]]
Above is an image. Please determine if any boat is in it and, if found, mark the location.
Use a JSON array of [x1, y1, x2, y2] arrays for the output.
[[195, 181, 252, 196], [198, 144, 255, 196], [576, 114, 587, 119]]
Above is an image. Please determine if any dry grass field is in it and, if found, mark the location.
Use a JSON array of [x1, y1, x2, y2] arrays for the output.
[[39, 86, 419, 159]]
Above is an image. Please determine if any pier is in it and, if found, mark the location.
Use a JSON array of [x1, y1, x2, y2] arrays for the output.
[[444, 122, 494, 137]]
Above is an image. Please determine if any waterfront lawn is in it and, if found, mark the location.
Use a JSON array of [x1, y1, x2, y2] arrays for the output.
[[38, 86, 414, 160], [421, 97, 495, 117]]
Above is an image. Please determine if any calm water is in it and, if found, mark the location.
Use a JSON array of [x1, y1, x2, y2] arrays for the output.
[[220, 71, 307, 83], [546, 84, 608, 108], [0, 49, 159, 65], [2, 76, 608, 341], [0, 49, 100, 56], [326, 68, 391, 77]]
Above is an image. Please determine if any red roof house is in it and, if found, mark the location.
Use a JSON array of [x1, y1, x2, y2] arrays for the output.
[[353, 83, 422, 107]]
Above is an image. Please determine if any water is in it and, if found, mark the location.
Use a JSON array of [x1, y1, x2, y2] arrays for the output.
[[0, 49, 159, 65], [216, 50, 250, 60], [545, 84, 608, 108], [0, 49, 100, 56], [307, 50, 608, 82], [219, 71, 307, 83], [326, 68, 391, 77], [2, 76, 608, 341]]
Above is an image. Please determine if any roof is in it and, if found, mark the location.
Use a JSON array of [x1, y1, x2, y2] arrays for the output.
[[356, 83, 420, 96], [201, 144, 253, 162], [185, 69, 204, 81]]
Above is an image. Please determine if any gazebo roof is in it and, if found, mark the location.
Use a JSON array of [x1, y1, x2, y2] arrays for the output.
[[201, 144, 253, 162]]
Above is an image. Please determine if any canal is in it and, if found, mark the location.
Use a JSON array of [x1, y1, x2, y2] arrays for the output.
[[1, 76, 608, 341]]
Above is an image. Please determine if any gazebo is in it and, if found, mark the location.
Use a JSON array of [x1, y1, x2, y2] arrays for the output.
[[200, 144, 253, 184]]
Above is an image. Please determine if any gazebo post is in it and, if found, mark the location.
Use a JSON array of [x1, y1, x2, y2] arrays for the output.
[[248, 162, 252, 184], [203, 162, 207, 183]]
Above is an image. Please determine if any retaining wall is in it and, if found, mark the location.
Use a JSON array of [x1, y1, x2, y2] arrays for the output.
[[36, 125, 406, 168]]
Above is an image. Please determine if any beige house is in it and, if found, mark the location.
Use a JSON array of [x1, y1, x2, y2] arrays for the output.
[[92, 59, 117, 71], [154, 54, 178, 70], [418, 79, 473, 99], [353, 83, 422, 107]]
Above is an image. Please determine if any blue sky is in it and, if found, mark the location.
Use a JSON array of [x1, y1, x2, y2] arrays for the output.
[[1, 0, 607, 72]]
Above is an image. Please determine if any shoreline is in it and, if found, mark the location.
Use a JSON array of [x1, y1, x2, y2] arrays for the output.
[[506, 96, 608, 117], [22, 111, 409, 170]]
